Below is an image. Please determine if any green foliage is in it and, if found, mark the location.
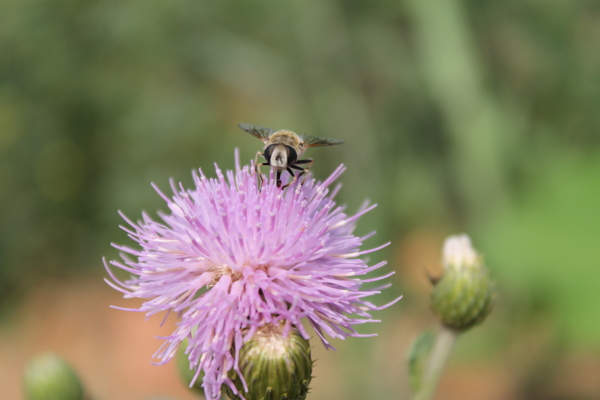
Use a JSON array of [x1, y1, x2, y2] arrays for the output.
[[481, 153, 600, 348]]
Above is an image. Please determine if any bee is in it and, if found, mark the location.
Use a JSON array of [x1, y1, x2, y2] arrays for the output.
[[238, 123, 344, 189]]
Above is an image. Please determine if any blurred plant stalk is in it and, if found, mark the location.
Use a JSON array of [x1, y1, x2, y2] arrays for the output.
[[413, 326, 458, 400], [407, 0, 512, 222]]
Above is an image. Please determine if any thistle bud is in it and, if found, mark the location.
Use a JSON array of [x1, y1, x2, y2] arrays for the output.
[[223, 324, 313, 400], [23, 353, 85, 400], [431, 234, 494, 331]]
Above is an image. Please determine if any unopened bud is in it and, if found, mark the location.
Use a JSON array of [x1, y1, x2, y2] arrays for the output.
[[431, 234, 494, 331], [23, 353, 85, 400], [224, 324, 313, 400]]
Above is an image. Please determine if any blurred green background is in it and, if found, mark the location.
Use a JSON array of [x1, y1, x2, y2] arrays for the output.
[[1, 0, 599, 399]]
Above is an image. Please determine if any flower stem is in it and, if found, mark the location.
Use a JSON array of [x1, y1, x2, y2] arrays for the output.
[[414, 326, 458, 400]]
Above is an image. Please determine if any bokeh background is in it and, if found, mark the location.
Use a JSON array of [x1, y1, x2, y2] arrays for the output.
[[1, 0, 599, 399]]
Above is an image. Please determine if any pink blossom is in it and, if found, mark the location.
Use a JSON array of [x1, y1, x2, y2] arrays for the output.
[[105, 153, 399, 399]]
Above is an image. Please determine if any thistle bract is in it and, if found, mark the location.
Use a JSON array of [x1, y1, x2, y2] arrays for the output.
[[224, 324, 312, 400], [105, 154, 399, 399]]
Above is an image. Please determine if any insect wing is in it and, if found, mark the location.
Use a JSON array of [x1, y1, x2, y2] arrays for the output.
[[238, 123, 273, 142], [301, 134, 345, 148]]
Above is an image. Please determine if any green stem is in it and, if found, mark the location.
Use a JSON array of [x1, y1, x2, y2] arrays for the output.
[[414, 326, 459, 400]]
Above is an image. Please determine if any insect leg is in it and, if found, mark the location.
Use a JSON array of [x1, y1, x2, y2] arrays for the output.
[[281, 167, 297, 189], [294, 159, 312, 165], [254, 151, 268, 188], [294, 159, 314, 185]]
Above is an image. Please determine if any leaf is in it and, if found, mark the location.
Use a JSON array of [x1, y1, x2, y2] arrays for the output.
[[407, 330, 435, 394]]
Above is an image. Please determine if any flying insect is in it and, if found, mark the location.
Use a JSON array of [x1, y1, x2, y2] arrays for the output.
[[238, 123, 344, 189]]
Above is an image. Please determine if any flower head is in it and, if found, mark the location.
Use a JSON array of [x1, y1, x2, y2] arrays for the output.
[[105, 153, 399, 399]]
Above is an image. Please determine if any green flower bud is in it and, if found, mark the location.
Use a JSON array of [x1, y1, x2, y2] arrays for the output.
[[223, 324, 313, 400], [23, 353, 85, 400], [431, 234, 494, 331]]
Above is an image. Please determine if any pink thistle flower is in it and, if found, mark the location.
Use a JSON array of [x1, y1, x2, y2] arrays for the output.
[[105, 152, 400, 399]]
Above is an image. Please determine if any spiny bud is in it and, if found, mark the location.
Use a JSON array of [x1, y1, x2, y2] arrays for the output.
[[224, 324, 313, 400], [23, 353, 85, 400], [431, 234, 494, 331]]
